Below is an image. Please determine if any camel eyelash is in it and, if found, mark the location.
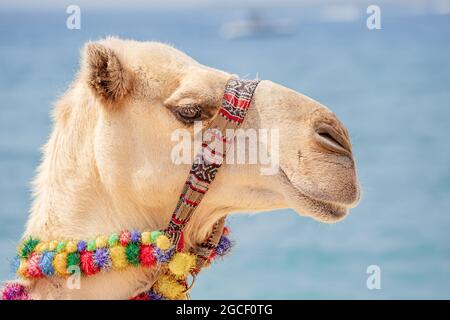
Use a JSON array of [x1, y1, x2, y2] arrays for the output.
[[174, 104, 217, 124], [176, 104, 202, 122]]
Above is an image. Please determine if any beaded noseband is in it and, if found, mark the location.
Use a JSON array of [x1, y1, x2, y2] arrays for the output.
[[2, 77, 260, 300]]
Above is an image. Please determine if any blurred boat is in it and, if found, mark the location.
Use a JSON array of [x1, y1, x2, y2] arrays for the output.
[[220, 12, 294, 40]]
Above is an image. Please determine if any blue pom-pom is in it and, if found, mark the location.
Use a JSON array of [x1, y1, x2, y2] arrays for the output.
[[148, 290, 165, 300], [131, 230, 141, 243], [93, 248, 111, 271], [214, 236, 232, 256], [10, 256, 20, 274], [39, 251, 55, 276], [77, 240, 87, 252], [154, 247, 174, 263]]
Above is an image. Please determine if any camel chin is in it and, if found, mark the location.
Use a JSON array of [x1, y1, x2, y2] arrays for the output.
[[293, 191, 350, 224], [278, 167, 356, 224]]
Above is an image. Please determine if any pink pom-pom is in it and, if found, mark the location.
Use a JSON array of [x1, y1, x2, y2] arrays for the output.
[[80, 251, 99, 275], [119, 231, 131, 246], [2, 282, 30, 300], [140, 245, 156, 267], [26, 253, 43, 278]]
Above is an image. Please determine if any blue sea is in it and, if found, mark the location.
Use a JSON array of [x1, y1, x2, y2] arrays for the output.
[[1, 6, 449, 299]]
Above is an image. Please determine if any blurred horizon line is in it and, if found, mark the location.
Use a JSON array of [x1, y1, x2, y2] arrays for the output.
[[0, 0, 449, 12], [0, 0, 449, 22]]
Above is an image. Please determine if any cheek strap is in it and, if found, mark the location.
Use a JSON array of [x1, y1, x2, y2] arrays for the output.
[[165, 77, 260, 272]]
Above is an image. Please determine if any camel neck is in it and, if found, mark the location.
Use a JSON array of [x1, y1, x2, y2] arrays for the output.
[[23, 93, 168, 240]]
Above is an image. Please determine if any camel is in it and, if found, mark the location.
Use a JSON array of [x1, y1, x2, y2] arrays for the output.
[[3, 37, 360, 299]]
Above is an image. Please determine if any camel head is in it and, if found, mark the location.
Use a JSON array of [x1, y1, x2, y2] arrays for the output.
[[62, 37, 360, 243]]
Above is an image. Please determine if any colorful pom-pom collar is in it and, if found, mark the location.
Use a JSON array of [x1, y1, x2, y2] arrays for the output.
[[3, 77, 259, 300], [9, 227, 232, 300]]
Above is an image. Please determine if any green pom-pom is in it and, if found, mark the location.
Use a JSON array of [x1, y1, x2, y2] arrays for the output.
[[56, 241, 66, 253], [20, 237, 40, 259], [67, 252, 80, 267], [108, 233, 119, 247], [150, 231, 163, 243], [87, 239, 96, 251], [126, 243, 140, 265]]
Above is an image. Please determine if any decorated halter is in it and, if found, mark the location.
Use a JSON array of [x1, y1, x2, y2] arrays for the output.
[[3, 77, 260, 300]]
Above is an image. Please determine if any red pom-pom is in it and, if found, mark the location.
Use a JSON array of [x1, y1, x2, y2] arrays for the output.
[[130, 293, 149, 300], [207, 250, 216, 263], [177, 232, 185, 252], [140, 245, 156, 267], [119, 231, 131, 246], [80, 251, 99, 275], [223, 227, 230, 236], [26, 253, 43, 278]]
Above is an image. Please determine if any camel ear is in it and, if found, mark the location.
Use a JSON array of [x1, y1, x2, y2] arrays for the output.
[[83, 43, 132, 104]]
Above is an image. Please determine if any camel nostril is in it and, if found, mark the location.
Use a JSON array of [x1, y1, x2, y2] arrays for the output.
[[315, 124, 351, 154]]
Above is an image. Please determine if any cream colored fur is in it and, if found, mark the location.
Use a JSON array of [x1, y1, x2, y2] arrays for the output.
[[13, 37, 360, 299]]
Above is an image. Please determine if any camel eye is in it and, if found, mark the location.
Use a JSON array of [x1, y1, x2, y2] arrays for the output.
[[176, 104, 202, 123]]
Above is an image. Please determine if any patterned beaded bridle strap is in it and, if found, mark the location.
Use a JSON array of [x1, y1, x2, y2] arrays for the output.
[[165, 77, 260, 281]]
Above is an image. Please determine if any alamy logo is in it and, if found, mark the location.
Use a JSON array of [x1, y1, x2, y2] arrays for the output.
[[66, 5, 81, 30], [366, 265, 381, 290], [66, 265, 81, 290], [171, 121, 279, 176], [367, 5, 382, 30]]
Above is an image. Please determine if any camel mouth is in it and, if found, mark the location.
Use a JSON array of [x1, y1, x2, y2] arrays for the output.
[[278, 168, 350, 223]]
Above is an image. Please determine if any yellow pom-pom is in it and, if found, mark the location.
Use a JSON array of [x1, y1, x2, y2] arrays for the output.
[[154, 274, 186, 300], [48, 240, 58, 251], [110, 245, 128, 270], [175, 292, 188, 300], [168, 253, 196, 277], [141, 231, 152, 245], [17, 260, 28, 278], [156, 235, 171, 250], [53, 252, 68, 276], [95, 235, 108, 248], [66, 240, 77, 253], [35, 242, 48, 254], [17, 244, 23, 256]]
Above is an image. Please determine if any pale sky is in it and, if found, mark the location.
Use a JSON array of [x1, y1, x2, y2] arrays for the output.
[[0, 0, 448, 10]]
